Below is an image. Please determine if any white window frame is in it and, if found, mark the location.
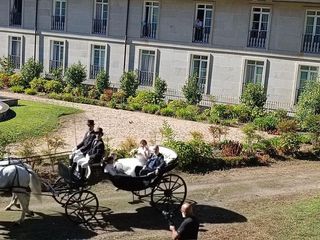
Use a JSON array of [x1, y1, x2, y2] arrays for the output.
[[189, 54, 209, 94], [143, 1, 160, 25], [8, 35, 23, 69], [50, 40, 65, 69], [304, 9, 320, 36], [295, 64, 319, 102], [9, 0, 24, 26], [53, 0, 66, 17], [138, 49, 156, 85], [89, 44, 107, 79], [94, 0, 108, 20]]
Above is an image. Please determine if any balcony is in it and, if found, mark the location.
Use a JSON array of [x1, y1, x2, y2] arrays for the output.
[[51, 16, 65, 31], [49, 60, 63, 72], [302, 34, 320, 54], [92, 19, 107, 35], [8, 55, 20, 69], [9, 11, 22, 26], [141, 22, 157, 39], [90, 65, 104, 79], [138, 70, 154, 86], [247, 30, 267, 48], [192, 26, 210, 43]]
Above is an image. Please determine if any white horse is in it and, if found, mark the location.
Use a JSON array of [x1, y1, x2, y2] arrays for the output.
[[0, 160, 42, 224]]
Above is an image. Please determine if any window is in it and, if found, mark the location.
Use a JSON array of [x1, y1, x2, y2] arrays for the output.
[[193, 4, 213, 43], [50, 41, 64, 72], [90, 45, 106, 79], [52, 0, 66, 31], [10, 0, 22, 26], [244, 60, 265, 85], [190, 55, 208, 93], [296, 65, 319, 100], [141, 1, 159, 39], [247, 7, 270, 48], [92, 0, 108, 34], [302, 10, 320, 53], [138, 50, 155, 86], [8, 36, 22, 69]]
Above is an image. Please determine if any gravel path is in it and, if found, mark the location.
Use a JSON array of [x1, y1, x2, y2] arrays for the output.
[[0, 91, 246, 151]]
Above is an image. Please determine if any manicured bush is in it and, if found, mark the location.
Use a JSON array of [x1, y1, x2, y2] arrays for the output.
[[24, 88, 37, 95], [253, 114, 279, 132], [64, 62, 86, 87], [154, 76, 167, 104], [127, 102, 142, 111], [44, 80, 63, 93], [274, 133, 300, 155], [120, 71, 139, 99], [167, 99, 188, 111], [240, 83, 267, 109], [142, 104, 160, 114], [87, 87, 101, 100], [160, 107, 175, 117], [30, 77, 48, 92], [175, 105, 199, 121], [71, 86, 85, 97], [20, 58, 43, 87], [96, 70, 110, 94], [233, 104, 252, 123], [10, 85, 24, 93], [277, 119, 298, 133], [128, 90, 156, 105], [50, 67, 63, 81], [112, 90, 126, 104], [209, 104, 235, 124], [182, 75, 202, 105], [9, 73, 24, 87]]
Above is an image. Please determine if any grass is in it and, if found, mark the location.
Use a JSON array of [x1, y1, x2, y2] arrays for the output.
[[0, 100, 81, 145]]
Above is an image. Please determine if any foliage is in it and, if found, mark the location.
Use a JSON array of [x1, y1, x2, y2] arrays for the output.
[[253, 114, 279, 132], [142, 104, 160, 114], [50, 67, 63, 82], [120, 71, 139, 99], [175, 105, 199, 121], [167, 99, 188, 111], [296, 81, 320, 126], [220, 140, 243, 157], [242, 123, 262, 155], [240, 83, 267, 109], [17, 138, 38, 168], [9, 73, 24, 87], [20, 58, 43, 87], [210, 104, 235, 123], [277, 119, 298, 133], [44, 80, 63, 93], [24, 88, 37, 95], [0, 73, 10, 88], [160, 107, 175, 117], [276, 133, 300, 155], [252, 139, 277, 156], [128, 90, 156, 106], [160, 120, 175, 143], [182, 75, 202, 105], [271, 109, 288, 120], [112, 89, 126, 104], [303, 114, 320, 148], [233, 104, 252, 123], [87, 87, 101, 100], [71, 86, 85, 97], [154, 76, 167, 104], [42, 135, 66, 171], [117, 137, 138, 158], [208, 125, 228, 143], [0, 57, 14, 75], [30, 77, 48, 92], [96, 70, 110, 94], [64, 62, 86, 87], [10, 85, 24, 93]]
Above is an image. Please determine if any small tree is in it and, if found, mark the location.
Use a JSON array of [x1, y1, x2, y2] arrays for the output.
[[240, 83, 267, 109], [20, 58, 43, 87], [51, 67, 64, 82], [120, 71, 139, 99], [154, 76, 167, 104], [96, 70, 110, 94], [0, 57, 14, 75], [182, 75, 202, 105], [65, 62, 86, 87]]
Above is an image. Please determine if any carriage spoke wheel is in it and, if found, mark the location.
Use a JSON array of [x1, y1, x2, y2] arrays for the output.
[[132, 187, 153, 199], [65, 190, 99, 224], [52, 177, 75, 205], [151, 174, 187, 213]]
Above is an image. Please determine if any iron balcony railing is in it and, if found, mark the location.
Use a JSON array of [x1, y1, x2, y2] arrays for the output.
[[9, 11, 22, 26], [247, 30, 267, 48], [92, 19, 107, 35], [138, 70, 154, 86], [90, 65, 104, 79], [8, 55, 20, 69], [49, 60, 63, 72], [192, 26, 210, 43], [302, 34, 320, 54], [51, 16, 65, 31], [141, 22, 157, 39]]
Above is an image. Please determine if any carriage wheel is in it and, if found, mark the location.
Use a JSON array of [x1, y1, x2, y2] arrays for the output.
[[52, 177, 75, 205], [150, 174, 187, 213], [132, 187, 153, 198], [65, 190, 99, 224]]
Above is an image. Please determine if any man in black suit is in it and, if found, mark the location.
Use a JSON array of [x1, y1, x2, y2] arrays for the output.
[[69, 119, 96, 167], [76, 127, 105, 180]]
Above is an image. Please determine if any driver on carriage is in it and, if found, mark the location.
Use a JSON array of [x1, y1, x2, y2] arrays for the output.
[[76, 127, 105, 181], [69, 119, 96, 168]]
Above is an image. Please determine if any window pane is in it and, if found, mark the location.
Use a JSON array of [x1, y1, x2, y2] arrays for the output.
[[307, 16, 314, 25]]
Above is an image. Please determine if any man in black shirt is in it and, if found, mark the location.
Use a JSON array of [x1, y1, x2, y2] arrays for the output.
[[169, 203, 199, 240]]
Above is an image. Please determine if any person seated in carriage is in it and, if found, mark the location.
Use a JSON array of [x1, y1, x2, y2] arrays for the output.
[[76, 127, 105, 181], [69, 119, 96, 168], [138, 145, 165, 176]]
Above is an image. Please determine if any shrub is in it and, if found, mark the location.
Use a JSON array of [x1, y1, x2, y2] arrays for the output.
[[175, 105, 199, 121], [253, 114, 279, 132], [30, 77, 47, 92], [276, 133, 300, 155], [0, 80, 3, 89], [182, 75, 202, 105], [252, 139, 277, 156], [154, 76, 167, 104], [88, 87, 101, 99], [112, 90, 126, 104], [277, 119, 298, 133], [271, 109, 288, 119], [128, 90, 156, 105], [240, 83, 267, 109], [160, 107, 175, 117], [296, 81, 320, 126], [50, 67, 63, 81], [71, 86, 85, 97], [99, 92, 113, 102], [220, 140, 243, 157], [167, 99, 188, 111], [303, 114, 320, 148], [120, 71, 139, 99], [44, 80, 63, 93], [24, 88, 37, 95], [0, 57, 14, 75], [9, 73, 24, 87], [128, 102, 142, 111], [242, 123, 262, 155], [142, 104, 160, 114], [0, 73, 10, 88], [20, 58, 43, 87], [209, 104, 235, 124], [208, 125, 228, 143], [64, 62, 86, 87], [233, 104, 252, 123], [10, 85, 24, 93], [96, 70, 110, 94]]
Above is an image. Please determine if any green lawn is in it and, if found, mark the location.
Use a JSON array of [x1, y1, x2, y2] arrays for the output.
[[0, 100, 81, 144]]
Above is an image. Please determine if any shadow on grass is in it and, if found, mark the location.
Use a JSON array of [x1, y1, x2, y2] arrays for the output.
[[0, 109, 16, 122]]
